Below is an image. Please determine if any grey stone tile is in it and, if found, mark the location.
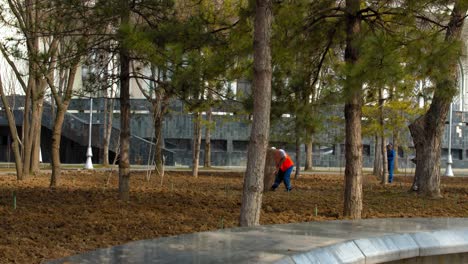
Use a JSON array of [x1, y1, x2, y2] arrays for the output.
[[354, 233, 419, 263], [294, 241, 365, 264], [411, 228, 468, 257]]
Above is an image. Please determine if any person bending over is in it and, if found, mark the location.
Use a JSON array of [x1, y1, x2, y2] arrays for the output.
[[271, 149, 294, 192]]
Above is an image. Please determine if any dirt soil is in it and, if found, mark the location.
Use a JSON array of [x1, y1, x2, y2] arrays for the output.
[[1, 170, 468, 263]]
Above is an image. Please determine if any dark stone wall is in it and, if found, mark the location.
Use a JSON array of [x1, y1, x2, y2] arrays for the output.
[[0, 97, 466, 169]]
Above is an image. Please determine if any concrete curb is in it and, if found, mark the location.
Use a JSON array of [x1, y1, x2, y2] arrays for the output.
[[48, 218, 468, 264], [279, 228, 468, 263]]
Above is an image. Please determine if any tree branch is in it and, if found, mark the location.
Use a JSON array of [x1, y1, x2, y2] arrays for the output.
[[0, 44, 28, 92]]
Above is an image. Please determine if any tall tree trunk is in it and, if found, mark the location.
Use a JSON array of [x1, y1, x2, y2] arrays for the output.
[[380, 136, 388, 184], [305, 136, 313, 171], [21, 3, 40, 179], [204, 107, 212, 168], [408, 1, 466, 198], [239, 0, 272, 227], [343, 0, 363, 219], [294, 122, 300, 179], [154, 115, 163, 172], [0, 75, 23, 180], [31, 95, 44, 174], [102, 97, 111, 166], [50, 108, 66, 187], [22, 75, 34, 178], [24, 92, 43, 176], [49, 66, 77, 188], [393, 130, 399, 172], [373, 135, 382, 177], [192, 112, 202, 177], [154, 104, 164, 175], [119, 2, 131, 201], [150, 70, 169, 176], [379, 88, 388, 184], [102, 48, 114, 167]]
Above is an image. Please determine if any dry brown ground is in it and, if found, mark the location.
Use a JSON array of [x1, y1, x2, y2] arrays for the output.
[[1, 170, 468, 263]]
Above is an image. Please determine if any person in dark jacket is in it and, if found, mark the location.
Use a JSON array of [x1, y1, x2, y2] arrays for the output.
[[387, 143, 395, 183]]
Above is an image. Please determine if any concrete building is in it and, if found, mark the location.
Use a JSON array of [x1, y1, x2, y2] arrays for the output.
[[0, 23, 467, 169]]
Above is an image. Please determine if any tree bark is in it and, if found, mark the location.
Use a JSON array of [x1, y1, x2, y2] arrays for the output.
[[102, 47, 114, 167], [373, 135, 382, 177], [31, 96, 44, 175], [192, 112, 202, 177], [239, 0, 272, 227], [408, 1, 466, 198], [20, 1, 41, 179], [49, 66, 78, 188], [154, 115, 163, 172], [204, 107, 212, 168], [379, 88, 388, 184], [393, 130, 399, 172], [0, 75, 23, 180], [153, 94, 169, 175], [263, 148, 276, 190], [22, 71, 34, 178], [119, 2, 131, 201], [295, 124, 301, 179], [380, 137, 388, 184], [343, 0, 363, 219], [50, 108, 66, 187], [102, 97, 113, 167], [305, 136, 313, 171]]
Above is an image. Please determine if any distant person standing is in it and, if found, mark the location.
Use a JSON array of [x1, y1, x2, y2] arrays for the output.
[[271, 149, 294, 192], [387, 143, 395, 183]]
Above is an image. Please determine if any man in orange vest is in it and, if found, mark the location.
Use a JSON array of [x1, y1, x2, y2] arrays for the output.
[[270, 149, 294, 192]]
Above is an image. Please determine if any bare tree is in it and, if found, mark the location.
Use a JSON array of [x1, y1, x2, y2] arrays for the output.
[[0, 0, 57, 178], [0, 75, 23, 180], [134, 64, 170, 176]]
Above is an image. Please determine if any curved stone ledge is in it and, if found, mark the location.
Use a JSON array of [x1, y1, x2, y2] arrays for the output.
[[281, 228, 468, 264], [49, 218, 468, 264]]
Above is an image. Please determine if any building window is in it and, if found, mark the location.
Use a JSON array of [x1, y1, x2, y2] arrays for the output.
[[211, 140, 227, 151], [1, 136, 8, 145], [200, 140, 227, 151], [165, 138, 191, 151], [340, 144, 374, 157], [233, 141, 249, 152], [363, 144, 371, 156], [442, 148, 463, 160]]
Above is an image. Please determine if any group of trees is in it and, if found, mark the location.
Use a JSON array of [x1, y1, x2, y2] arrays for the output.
[[241, 0, 467, 225], [0, 0, 466, 225], [0, 0, 240, 190]]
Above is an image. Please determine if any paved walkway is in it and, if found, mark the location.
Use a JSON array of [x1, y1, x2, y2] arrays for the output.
[[48, 218, 468, 264]]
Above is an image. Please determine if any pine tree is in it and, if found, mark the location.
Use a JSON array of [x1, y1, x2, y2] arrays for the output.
[[239, 0, 273, 227]]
